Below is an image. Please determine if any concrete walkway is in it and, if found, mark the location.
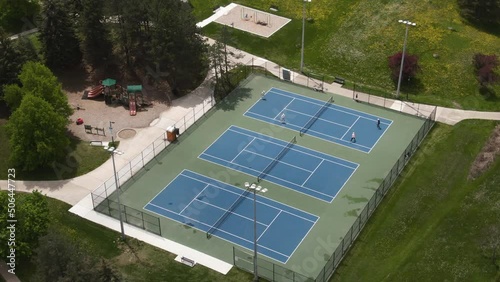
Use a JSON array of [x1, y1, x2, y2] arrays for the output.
[[1, 36, 500, 278]]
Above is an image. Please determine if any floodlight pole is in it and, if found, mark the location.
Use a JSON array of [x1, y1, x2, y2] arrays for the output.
[[109, 148, 125, 240], [396, 20, 416, 99], [253, 184, 258, 282], [245, 182, 267, 282], [300, 0, 311, 73], [109, 121, 115, 145]]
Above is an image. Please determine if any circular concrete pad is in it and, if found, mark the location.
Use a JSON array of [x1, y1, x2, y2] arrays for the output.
[[118, 129, 137, 139]]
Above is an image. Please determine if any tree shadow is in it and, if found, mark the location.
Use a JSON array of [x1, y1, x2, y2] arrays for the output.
[[53, 64, 91, 93], [399, 77, 425, 97], [479, 86, 498, 102], [0, 100, 11, 119], [215, 86, 252, 111]]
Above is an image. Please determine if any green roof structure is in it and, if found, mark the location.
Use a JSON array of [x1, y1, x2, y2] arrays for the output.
[[127, 85, 142, 93]]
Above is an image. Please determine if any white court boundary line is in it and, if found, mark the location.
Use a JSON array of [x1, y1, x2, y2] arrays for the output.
[[143, 170, 319, 263]]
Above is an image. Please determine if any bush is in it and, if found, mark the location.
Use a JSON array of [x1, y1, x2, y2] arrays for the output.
[[473, 53, 499, 86], [387, 52, 420, 83]]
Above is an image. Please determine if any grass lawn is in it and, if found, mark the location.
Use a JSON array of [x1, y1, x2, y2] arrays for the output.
[[331, 120, 500, 281], [192, 0, 500, 111], [8, 193, 252, 282], [0, 122, 111, 180]]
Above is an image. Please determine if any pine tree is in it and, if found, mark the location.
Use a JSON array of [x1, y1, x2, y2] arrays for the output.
[[38, 0, 82, 69]]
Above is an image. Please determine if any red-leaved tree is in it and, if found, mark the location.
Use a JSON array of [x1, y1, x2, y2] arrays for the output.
[[388, 52, 420, 83], [473, 54, 499, 86]]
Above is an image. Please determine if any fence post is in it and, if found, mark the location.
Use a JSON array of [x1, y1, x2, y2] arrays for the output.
[[202, 101, 205, 115], [141, 151, 145, 167], [130, 162, 133, 177], [193, 108, 195, 122]]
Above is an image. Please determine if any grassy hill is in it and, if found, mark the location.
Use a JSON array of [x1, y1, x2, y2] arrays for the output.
[[331, 120, 500, 281], [192, 0, 500, 111]]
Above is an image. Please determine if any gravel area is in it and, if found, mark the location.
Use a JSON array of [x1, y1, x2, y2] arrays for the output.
[[59, 67, 171, 142], [214, 4, 291, 38]]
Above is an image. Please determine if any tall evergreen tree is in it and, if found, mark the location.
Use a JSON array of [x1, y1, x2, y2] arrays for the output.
[[79, 0, 112, 68], [458, 0, 500, 29], [149, 0, 207, 94], [0, 28, 24, 97], [38, 0, 82, 69]]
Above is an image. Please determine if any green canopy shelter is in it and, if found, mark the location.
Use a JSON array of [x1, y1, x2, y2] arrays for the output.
[[101, 78, 116, 87], [127, 85, 142, 93]]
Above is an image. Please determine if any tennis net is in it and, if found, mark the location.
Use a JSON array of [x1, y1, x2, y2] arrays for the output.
[[206, 188, 251, 238], [257, 136, 297, 182], [299, 97, 334, 136]]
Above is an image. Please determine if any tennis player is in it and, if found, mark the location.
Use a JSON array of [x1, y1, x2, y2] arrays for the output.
[[351, 132, 356, 142], [280, 113, 286, 124]]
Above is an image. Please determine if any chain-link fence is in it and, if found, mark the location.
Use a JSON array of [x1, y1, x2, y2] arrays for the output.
[[90, 95, 214, 234], [234, 104, 437, 281], [241, 57, 435, 119], [233, 247, 314, 282]]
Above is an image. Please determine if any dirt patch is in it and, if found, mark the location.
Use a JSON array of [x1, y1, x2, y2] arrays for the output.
[[451, 101, 462, 109], [118, 129, 137, 139], [468, 124, 500, 180]]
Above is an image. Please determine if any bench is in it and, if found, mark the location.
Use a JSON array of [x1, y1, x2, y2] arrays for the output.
[[334, 77, 345, 85], [94, 127, 106, 136], [84, 125, 93, 133], [181, 256, 195, 267]]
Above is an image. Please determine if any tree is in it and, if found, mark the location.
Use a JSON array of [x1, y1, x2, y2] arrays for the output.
[[0, 28, 24, 97], [2, 84, 24, 111], [209, 27, 240, 101], [14, 35, 41, 63], [33, 229, 121, 282], [79, 0, 113, 68], [473, 53, 499, 86], [0, 0, 40, 33], [0, 191, 49, 261], [38, 0, 82, 69], [148, 0, 207, 95], [108, 0, 149, 67], [3, 62, 73, 118], [388, 52, 420, 84], [6, 95, 70, 171], [458, 0, 500, 29]]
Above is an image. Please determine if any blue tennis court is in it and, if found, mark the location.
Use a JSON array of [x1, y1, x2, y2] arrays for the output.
[[244, 88, 393, 153], [144, 170, 318, 263], [199, 126, 358, 202]]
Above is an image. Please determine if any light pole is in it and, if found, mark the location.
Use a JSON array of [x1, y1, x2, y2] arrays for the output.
[[245, 182, 268, 282], [300, 0, 312, 73], [395, 20, 416, 99], [104, 145, 125, 240], [107, 120, 125, 239], [109, 121, 115, 145]]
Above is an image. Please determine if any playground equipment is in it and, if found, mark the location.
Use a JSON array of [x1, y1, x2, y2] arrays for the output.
[[87, 85, 104, 98], [126, 85, 142, 116], [85, 78, 147, 116]]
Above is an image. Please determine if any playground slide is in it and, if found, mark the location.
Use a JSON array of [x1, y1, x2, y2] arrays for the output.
[[129, 99, 137, 116], [87, 85, 104, 98]]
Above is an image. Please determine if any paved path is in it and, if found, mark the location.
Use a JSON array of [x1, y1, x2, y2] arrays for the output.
[[1, 34, 500, 279]]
